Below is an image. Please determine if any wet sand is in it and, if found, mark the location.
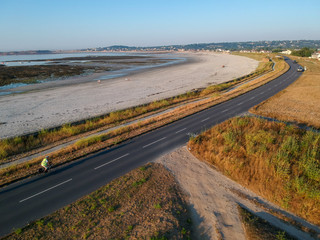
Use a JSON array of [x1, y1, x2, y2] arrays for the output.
[[0, 52, 258, 139]]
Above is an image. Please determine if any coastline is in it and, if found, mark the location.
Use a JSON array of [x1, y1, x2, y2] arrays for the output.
[[0, 52, 258, 139]]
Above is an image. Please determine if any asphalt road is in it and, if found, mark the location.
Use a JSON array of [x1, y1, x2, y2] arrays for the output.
[[0, 58, 302, 236]]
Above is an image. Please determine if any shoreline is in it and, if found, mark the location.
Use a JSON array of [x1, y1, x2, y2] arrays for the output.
[[0, 52, 258, 139]]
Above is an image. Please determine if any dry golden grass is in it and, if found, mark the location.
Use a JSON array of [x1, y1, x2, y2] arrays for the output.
[[232, 52, 271, 61], [251, 56, 320, 128], [188, 116, 320, 226]]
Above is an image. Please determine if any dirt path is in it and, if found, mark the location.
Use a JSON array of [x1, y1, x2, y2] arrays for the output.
[[156, 146, 320, 240]]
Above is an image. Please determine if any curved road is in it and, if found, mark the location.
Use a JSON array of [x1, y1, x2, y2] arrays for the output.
[[0, 58, 302, 236]]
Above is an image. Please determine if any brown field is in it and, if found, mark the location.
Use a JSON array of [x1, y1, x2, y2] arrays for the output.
[[250, 56, 320, 128], [188, 116, 320, 226], [3, 163, 192, 240]]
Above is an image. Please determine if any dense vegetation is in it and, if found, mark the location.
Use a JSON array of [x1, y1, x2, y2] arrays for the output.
[[291, 47, 315, 57], [189, 116, 320, 226]]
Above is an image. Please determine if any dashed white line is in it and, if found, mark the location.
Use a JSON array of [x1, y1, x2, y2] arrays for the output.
[[19, 178, 73, 203], [249, 96, 255, 100], [201, 117, 210, 122], [175, 128, 187, 134], [260, 92, 265, 95], [94, 153, 130, 170], [142, 137, 167, 149], [237, 102, 243, 106], [222, 109, 229, 113]]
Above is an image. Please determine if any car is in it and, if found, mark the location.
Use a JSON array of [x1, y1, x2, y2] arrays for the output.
[[297, 67, 304, 72]]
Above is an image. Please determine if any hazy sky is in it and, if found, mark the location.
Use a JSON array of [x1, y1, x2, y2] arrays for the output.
[[1, 0, 319, 51]]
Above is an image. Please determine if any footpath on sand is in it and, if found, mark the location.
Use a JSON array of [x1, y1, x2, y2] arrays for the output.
[[156, 146, 320, 240]]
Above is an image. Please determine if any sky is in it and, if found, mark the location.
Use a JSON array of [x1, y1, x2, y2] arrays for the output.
[[1, 0, 320, 51]]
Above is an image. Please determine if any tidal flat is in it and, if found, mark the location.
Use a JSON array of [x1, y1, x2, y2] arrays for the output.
[[0, 55, 173, 88]]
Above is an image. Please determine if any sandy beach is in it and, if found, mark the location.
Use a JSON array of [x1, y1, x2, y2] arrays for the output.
[[0, 52, 258, 139]]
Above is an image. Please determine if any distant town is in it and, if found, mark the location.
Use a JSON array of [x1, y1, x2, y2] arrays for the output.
[[1, 40, 320, 60], [84, 40, 320, 52]]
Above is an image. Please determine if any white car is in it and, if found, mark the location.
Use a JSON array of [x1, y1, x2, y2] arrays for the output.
[[297, 67, 304, 72]]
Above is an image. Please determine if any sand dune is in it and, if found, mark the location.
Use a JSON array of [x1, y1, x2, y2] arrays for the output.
[[0, 52, 258, 139]]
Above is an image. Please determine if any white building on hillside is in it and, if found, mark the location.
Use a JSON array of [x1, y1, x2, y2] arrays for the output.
[[311, 52, 320, 60], [280, 50, 292, 55]]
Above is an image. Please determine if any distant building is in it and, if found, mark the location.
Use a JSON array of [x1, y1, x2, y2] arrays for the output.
[[280, 50, 292, 55], [311, 52, 320, 60]]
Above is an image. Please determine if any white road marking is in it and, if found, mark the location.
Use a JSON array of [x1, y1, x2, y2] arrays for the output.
[[260, 92, 265, 95], [201, 117, 210, 122], [249, 96, 255, 100], [222, 109, 229, 113], [94, 153, 130, 170], [175, 128, 187, 134], [142, 137, 167, 148], [19, 178, 73, 203], [237, 102, 243, 106]]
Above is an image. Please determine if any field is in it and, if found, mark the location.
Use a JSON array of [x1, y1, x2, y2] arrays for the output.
[[251, 56, 320, 128], [188, 116, 320, 226], [3, 163, 192, 240]]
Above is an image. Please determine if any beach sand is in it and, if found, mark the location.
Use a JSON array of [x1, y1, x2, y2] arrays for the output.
[[0, 52, 258, 139]]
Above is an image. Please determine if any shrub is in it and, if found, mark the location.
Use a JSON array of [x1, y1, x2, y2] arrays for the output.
[[154, 203, 161, 209]]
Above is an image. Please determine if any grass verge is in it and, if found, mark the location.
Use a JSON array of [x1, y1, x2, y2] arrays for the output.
[[250, 56, 320, 128], [3, 163, 192, 240], [188, 116, 320, 226], [238, 205, 296, 240], [0, 55, 289, 187]]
